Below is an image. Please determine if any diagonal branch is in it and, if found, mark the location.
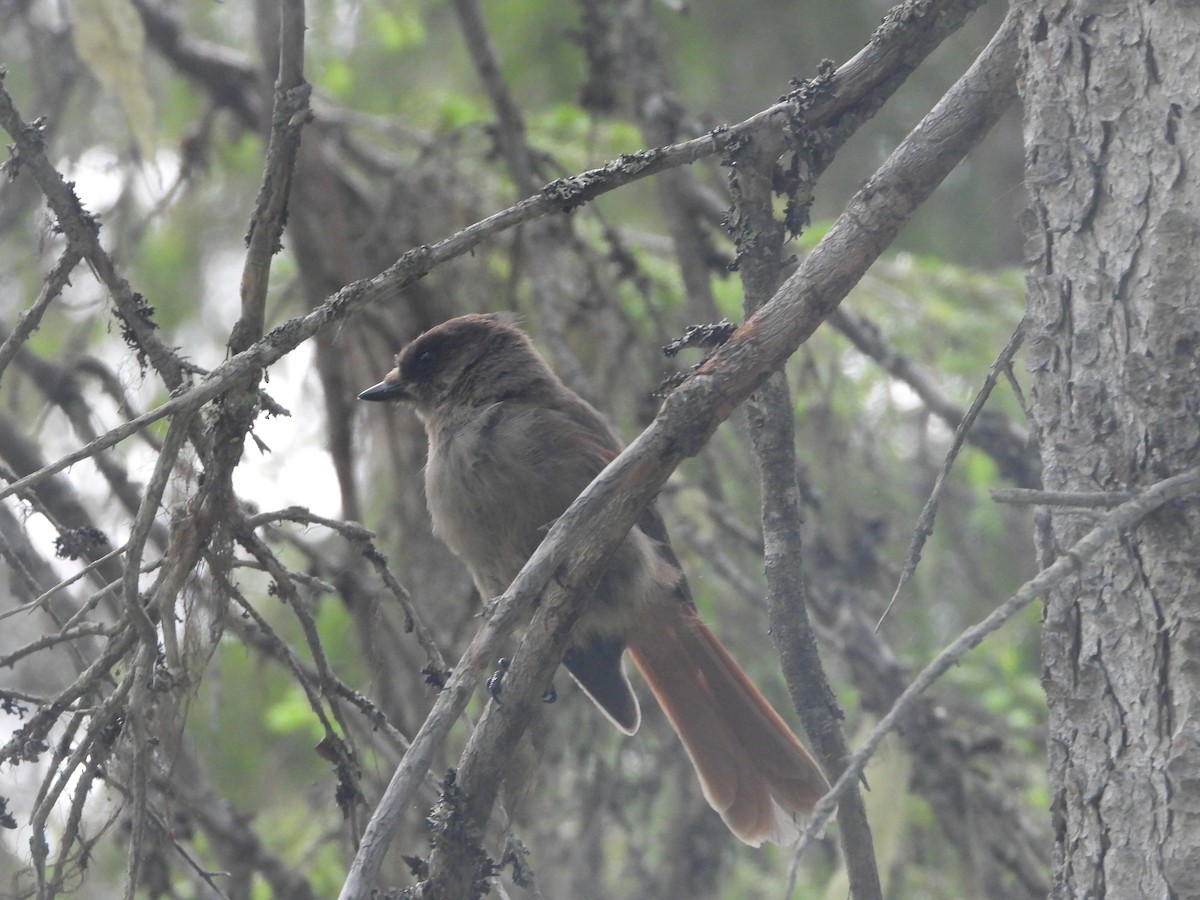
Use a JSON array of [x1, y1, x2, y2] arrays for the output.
[[726, 64, 880, 899], [0, 72, 187, 389], [0, 246, 82, 385], [878, 317, 1028, 628], [797, 465, 1200, 852], [0, 0, 996, 511], [828, 304, 1038, 487], [341, 8, 1021, 898]]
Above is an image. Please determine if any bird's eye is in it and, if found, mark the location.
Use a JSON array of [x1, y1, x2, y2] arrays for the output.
[[402, 338, 443, 381], [414, 349, 435, 372]]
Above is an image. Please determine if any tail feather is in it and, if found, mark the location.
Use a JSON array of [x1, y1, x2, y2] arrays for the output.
[[627, 605, 829, 846]]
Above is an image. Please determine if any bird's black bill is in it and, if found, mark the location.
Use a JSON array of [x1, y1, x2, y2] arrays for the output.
[[358, 380, 407, 401]]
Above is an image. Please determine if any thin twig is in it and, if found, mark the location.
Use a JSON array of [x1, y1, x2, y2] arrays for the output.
[[0, 623, 112, 668], [242, 506, 449, 675], [0, 541, 131, 623], [795, 465, 1200, 854], [60, 558, 162, 632], [30, 667, 136, 889], [877, 317, 1026, 630], [223, 568, 346, 738], [123, 407, 198, 642], [829, 304, 1036, 487], [122, 643, 158, 900], [220, 582, 415, 753], [234, 525, 363, 834], [48, 740, 119, 896], [0, 73, 188, 388], [361, 548, 449, 677], [0, 246, 82, 384], [0, 623, 138, 767], [242, 505, 375, 540]]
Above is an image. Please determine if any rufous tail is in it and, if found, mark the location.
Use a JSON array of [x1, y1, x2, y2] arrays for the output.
[[627, 604, 830, 846]]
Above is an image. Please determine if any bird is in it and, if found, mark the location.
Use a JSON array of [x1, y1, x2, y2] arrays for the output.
[[359, 312, 829, 845]]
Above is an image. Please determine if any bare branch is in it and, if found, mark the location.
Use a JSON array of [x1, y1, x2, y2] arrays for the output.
[[878, 318, 1027, 628], [0, 0, 996, 511], [0, 74, 188, 388], [122, 405, 197, 642], [725, 67, 880, 897], [797, 465, 1200, 852], [230, 0, 309, 355], [991, 487, 1133, 508], [0, 247, 82, 385], [343, 5, 1021, 896], [0, 623, 112, 669], [829, 305, 1037, 487]]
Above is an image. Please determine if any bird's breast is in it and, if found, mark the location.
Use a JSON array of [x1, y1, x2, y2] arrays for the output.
[[422, 402, 679, 634], [423, 406, 553, 595]]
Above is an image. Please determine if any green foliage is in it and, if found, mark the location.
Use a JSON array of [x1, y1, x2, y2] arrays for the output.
[[432, 92, 490, 130], [131, 219, 204, 331], [948, 601, 1045, 739], [157, 74, 207, 143], [263, 684, 327, 741], [367, 5, 427, 52], [711, 272, 744, 320], [306, 0, 428, 109], [189, 644, 319, 801], [214, 128, 266, 176], [528, 105, 644, 173]]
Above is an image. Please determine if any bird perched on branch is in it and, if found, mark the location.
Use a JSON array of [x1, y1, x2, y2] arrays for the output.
[[359, 313, 828, 845]]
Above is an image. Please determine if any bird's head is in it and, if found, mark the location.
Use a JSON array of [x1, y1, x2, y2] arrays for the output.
[[358, 313, 550, 417]]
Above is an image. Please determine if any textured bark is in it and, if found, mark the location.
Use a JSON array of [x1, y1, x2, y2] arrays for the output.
[[1020, 1, 1200, 896]]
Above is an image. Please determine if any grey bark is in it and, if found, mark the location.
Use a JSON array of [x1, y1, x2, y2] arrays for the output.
[[1020, 1, 1200, 896]]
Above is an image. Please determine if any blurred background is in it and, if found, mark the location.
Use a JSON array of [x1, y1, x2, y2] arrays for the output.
[[0, 1, 1046, 897]]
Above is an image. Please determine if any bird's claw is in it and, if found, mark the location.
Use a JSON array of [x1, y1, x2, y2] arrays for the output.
[[487, 657, 510, 702]]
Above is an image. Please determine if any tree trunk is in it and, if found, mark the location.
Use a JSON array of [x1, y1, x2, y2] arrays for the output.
[[1020, 1, 1200, 896]]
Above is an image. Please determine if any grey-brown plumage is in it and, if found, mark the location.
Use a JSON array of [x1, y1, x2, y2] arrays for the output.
[[360, 313, 829, 845]]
